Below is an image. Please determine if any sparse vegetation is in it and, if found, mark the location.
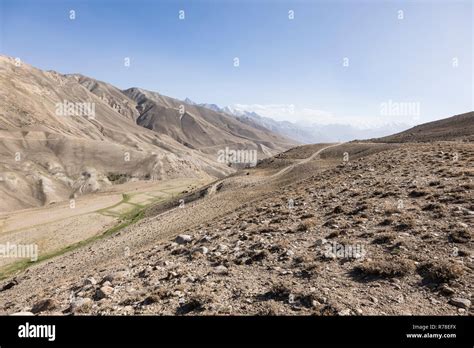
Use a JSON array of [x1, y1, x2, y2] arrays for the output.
[[417, 261, 464, 284], [107, 172, 131, 184], [353, 258, 415, 278], [372, 233, 396, 244]]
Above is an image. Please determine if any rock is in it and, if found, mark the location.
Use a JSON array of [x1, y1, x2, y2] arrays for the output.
[[96, 286, 114, 300], [138, 268, 151, 279], [217, 244, 229, 252], [338, 309, 352, 316], [315, 238, 327, 246], [82, 283, 95, 292], [102, 271, 128, 284], [214, 265, 228, 275], [84, 277, 97, 286], [323, 251, 336, 259], [370, 296, 378, 304], [175, 234, 193, 245], [70, 297, 93, 312], [194, 246, 208, 255], [10, 311, 34, 316], [449, 298, 471, 309], [439, 284, 455, 296], [1, 279, 18, 291], [102, 274, 115, 283], [123, 305, 134, 313], [197, 235, 212, 244], [141, 295, 160, 306], [165, 271, 179, 280], [31, 299, 57, 314]]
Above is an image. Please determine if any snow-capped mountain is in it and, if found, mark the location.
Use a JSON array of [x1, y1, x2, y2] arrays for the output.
[[185, 99, 410, 143]]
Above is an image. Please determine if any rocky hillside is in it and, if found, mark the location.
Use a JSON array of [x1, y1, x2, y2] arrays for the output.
[[0, 140, 472, 315], [369, 112, 474, 143]]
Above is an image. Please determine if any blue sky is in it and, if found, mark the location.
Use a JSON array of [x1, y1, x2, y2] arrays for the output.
[[0, 0, 472, 127]]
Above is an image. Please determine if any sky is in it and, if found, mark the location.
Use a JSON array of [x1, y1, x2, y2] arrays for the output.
[[0, 0, 472, 127]]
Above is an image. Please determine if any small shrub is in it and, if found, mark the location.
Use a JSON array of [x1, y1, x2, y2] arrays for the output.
[[417, 261, 464, 283], [176, 292, 211, 315], [372, 233, 396, 244], [353, 257, 414, 278]]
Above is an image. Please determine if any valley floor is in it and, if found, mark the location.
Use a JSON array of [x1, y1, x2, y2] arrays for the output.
[[0, 178, 209, 272]]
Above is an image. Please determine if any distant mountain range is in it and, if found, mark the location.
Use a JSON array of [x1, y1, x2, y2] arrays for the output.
[[185, 99, 411, 143]]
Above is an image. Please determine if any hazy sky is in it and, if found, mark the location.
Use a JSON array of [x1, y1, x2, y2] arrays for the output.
[[0, 0, 472, 127]]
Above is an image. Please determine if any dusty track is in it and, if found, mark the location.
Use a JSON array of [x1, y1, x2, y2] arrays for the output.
[[271, 143, 343, 178]]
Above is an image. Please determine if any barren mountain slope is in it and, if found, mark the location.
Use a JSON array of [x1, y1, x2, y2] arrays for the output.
[[124, 87, 295, 156], [71, 74, 139, 122], [0, 139, 471, 315], [369, 112, 474, 143], [0, 55, 296, 213], [0, 55, 233, 211]]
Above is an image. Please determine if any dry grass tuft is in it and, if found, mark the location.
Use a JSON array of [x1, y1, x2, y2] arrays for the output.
[[372, 233, 396, 244], [417, 261, 464, 283], [353, 257, 414, 278]]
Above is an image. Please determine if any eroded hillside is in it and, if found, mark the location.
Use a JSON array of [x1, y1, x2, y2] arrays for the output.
[[0, 55, 293, 212]]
